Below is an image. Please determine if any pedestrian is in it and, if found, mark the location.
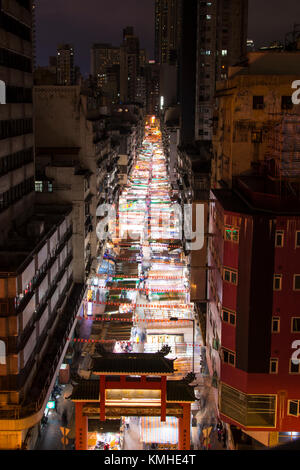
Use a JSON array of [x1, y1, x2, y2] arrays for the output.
[[61, 409, 68, 427], [217, 420, 223, 442], [222, 428, 227, 448]]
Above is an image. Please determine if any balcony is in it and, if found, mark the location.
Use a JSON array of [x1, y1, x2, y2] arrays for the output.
[[0, 282, 85, 420]]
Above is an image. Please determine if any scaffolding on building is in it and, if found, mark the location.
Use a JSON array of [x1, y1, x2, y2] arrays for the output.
[[265, 114, 300, 181]]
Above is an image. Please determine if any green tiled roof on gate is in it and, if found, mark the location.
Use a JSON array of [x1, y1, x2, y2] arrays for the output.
[[70, 379, 196, 403], [92, 352, 175, 375]]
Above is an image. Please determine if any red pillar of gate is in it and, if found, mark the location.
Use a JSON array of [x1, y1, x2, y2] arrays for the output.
[[75, 402, 88, 450], [100, 375, 106, 421], [178, 403, 191, 450], [161, 376, 166, 422]]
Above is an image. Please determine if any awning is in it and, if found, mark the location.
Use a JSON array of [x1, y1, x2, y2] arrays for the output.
[[140, 417, 178, 444]]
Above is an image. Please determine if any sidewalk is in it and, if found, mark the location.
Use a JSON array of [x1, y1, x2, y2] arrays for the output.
[[35, 384, 75, 450]]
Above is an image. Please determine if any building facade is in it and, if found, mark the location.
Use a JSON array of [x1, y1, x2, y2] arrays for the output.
[[0, 0, 35, 244], [212, 52, 300, 188], [56, 43, 75, 86], [120, 27, 140, 103], [207, 177, 300, 447], [155, 0, 182, 65], [195, 0, 248, 141], [90, 43, 120, 89]]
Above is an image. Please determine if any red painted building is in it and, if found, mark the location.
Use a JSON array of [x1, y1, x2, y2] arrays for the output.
[[206, 175, 300, 447]]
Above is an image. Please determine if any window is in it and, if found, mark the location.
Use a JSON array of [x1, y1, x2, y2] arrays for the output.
[[289, 359, 300, 374], [35, 181, 43, 192], [273, 275, 282, 291], [224, 268, 238, 285], [0, 11, 31, 42], [272, 317, 280, 333], [223, 348, 235, 366], [296, 231, 300, 248], [225, 226, 239, 242], [253, 96, 264, 110], [251, 130, 262, 143], [222, 309, 236, 326], [292, 318, 300, 333], [0, 48, 32, 73], [206, 15, 212, 20], [293, 275, 300, 291], [288, 400, 300, 417], [270, 358, 278, 374], [0, 118, 33, 140], [220, 384, 276, 427], [222, 49, 228, 56], [275, 230, 284, 247], [281, 96, 293, 110]]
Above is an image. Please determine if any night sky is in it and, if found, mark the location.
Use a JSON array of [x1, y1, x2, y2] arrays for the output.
[[36, 0, 300, 75]]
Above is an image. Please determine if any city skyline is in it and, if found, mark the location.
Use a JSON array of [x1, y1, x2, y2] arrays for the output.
[[36, 0, 300, 74]]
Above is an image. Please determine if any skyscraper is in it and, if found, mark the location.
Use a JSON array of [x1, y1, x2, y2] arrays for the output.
[[90, 43, 120, 88], [195, 0, 248, 141], [56, 43, 75, 86], [0, 0, 35, 244], [120, 27, 140, 103], [155, 0, 182, 65]]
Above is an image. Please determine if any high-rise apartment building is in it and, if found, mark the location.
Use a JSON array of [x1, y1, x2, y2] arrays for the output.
[[120, 27, 140, 103], [155, 0, 182, 65], [195, 0, 248, 141], [207, 52, 300, 448], [0, 3, 87, 450], [56, 43, 75, 86], [0, 0, 35, 244], [207, 176, 300, 447], [90, 43, 120, 88]]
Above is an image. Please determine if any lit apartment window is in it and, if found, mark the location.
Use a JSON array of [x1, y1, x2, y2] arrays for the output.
[[288, 400, 300, 417], [270, 358, 278, 374], [35, 181, 43, 192], [222, 309, 236, 326], [273, 274, 282, 291], [272, 317, 280, 333], [292, 318, 300, 333], [206, 15, 212, 20], [222, 348, 235, 366], [253, 96, 264, 110], [206, 50, 211, 55], [251, 130, 262, 143], [289, 359, 300, 374], [222, 49, 228, 56], [224, 268, 238, 285], [293, 275, 300, 291], [296, 231, 300, 248], [275, 230, 284, 247]]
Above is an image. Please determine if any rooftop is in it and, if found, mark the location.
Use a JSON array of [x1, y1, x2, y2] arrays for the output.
[[70, 378, 196, 402], [0, 205, 72, 274], [229, 51, 300, 78], [213, 175, 300, 215], [92, 352, 175, 375]]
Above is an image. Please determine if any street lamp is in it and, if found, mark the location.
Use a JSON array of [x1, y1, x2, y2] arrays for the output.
[[170, 317, 195, 373]]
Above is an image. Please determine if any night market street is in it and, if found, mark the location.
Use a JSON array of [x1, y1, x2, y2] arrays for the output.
[[35, 120, 224, 451]]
